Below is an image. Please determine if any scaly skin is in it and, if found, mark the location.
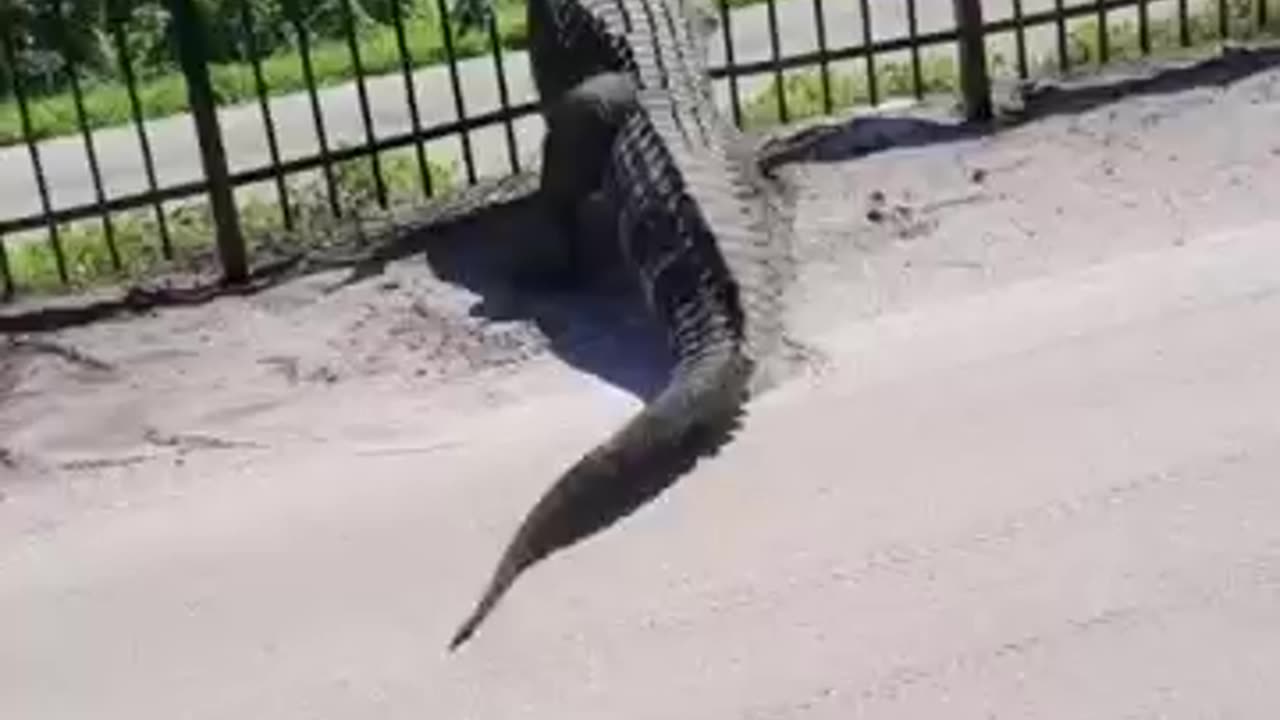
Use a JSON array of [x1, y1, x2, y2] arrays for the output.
[[447, 0, 792, 651]]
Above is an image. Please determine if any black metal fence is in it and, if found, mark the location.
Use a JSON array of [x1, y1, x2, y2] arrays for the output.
[[0, 0, 1274, 299]]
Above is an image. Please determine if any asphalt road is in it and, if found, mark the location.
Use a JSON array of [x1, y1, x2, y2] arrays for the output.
[[0, 0, 1175, 224], [4, 219, 1278, 719]]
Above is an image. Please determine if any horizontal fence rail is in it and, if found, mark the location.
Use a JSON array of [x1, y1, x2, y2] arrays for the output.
[[0, 0, 1275, 299]]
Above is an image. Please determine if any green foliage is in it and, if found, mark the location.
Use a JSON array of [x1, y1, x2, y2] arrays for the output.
[[115, 3, 174, 76], [2, 0, 478, 97], [0, 0, 527, 145], [1, 0, 112, 95]]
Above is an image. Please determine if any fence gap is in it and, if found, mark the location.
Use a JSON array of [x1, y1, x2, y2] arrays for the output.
[[388, 0, 436, 198], [58, 4, 120, 272], [109, 2, 173, 259], [284, 0, 342, 218], [339, 0, 389, 210], [239, 0, 294, 231], [435, 0, 479, 185], [1, 28, 68, 285], [485, 12, 522, 174]]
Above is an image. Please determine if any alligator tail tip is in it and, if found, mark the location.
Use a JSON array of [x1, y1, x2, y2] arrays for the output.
[[448, 618, 478, 652], [449, 589, 501, 652]]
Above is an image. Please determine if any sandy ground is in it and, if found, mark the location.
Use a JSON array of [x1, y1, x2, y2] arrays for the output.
[[2, 48, 1280, 718]]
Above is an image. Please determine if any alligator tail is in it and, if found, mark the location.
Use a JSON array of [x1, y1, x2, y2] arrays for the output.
[[448, 342, 752, 651]]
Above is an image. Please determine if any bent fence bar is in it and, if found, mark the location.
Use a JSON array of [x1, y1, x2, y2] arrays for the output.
[[0, 0, 1274, 299]]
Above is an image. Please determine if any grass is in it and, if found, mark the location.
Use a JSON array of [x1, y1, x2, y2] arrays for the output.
[[0, 0, 770, 147], [2, 147, 456, 294]]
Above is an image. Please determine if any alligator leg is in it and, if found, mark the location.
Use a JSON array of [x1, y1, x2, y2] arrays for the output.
[[516, 72, 639, 290]]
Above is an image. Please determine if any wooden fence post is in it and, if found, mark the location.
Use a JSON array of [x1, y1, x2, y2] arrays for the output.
[[168, 0, 247, 284], [952, 0, 993, 122]]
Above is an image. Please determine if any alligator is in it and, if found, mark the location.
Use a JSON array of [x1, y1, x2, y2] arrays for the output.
[[445, 0, 796, 651], [315, 0, 725, 287]]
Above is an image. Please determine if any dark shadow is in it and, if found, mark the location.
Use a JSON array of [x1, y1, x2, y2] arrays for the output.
[[757, 44, 1280, 168], [408, 196, 676, 402], [1003, 43, 1280, 124], [755, 109, 983, 170]]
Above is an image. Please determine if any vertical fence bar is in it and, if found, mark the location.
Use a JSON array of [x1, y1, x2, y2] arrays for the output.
[[485, 12, 522, 174], [858, 0, 878, 105], [1138, 0, 1151, 54], [170, 0, 247, 283], [763, 0, 789, 123], [239, 0, 294, 230], [1261, 0, 1269, 31], [953, 0, 992, 121], [906, 0, 924, 97], [284, 0, 342, 217], [1096, 0, 1110, 64], [1, 30, 67, 284], [1012, 0, 1029, 79], [810, 0, 834, 113], [435, 0, 479, 185], [59, 8, 120, 271], [389, 0, 435, 197], [0, 235, 12, 300], [340, 0, 388, 209], [1179, 0, 1191, 45], [1218, 0, 1229, 38], [109, 4, 173, 259], [718, 0, 744, 126], [1054, 0, 1069, 71]]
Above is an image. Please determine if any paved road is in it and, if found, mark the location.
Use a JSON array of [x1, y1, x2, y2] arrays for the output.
[[4, 220, 1278, 718], [0, 0, 1159, 224]]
